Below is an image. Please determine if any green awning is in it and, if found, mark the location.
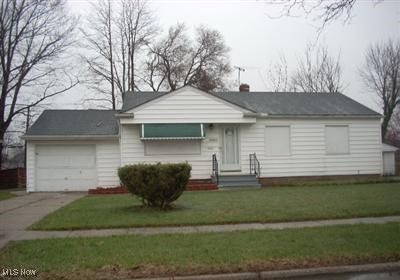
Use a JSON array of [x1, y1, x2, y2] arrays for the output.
[[140, 124, 204, 140]]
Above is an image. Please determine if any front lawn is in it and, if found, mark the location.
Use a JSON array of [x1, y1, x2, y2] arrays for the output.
[[31, 182, 400, 230], [0, 189, 16, 201], [2, 223, 400, 279]]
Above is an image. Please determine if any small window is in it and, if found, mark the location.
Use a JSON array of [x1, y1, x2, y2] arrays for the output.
[[325, 125, 349, 154], [265, 126, 291, 156]]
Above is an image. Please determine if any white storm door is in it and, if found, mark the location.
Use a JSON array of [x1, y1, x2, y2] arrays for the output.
[[222, 126, 240, 171]]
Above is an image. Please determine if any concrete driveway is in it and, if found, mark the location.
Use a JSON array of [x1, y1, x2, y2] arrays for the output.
[[0, 192, 84, 248]]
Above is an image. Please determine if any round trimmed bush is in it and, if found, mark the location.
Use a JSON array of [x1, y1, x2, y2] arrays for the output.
[[118, 163, 191, 209]]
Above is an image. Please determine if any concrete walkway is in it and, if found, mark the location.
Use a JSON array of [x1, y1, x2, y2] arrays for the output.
[[8, 215, 400, 242], [0, 192, 85, 248]]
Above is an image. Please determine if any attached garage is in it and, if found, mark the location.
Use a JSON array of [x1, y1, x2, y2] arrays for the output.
[[24, 110, 120, 192], [35, 145, 97, 191]]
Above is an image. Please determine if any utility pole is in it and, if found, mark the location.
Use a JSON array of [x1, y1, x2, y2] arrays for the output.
[[234, 66, 245, 85]]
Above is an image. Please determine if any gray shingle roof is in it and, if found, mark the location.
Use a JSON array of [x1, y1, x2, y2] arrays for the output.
[[26, 110, 119, 136], [121, 91, 168, 111], [123, 90, 380, 116], [213, 92, 380, 116], [26, 89, 380, 137]]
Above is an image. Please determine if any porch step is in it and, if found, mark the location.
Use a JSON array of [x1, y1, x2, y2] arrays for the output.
[[218, 174, 258, 182], [217, 174, 261, 188]]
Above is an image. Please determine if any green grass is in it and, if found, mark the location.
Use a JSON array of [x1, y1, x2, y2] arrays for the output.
[[31, 182, 400, 230], [0, 189, 16, 201], [1, 223, 400, 277]]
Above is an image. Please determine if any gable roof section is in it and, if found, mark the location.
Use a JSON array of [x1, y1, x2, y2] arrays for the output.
[[25, 110, 119, 138], [122, 88, 380, 117], [122, 87, 254, 114]]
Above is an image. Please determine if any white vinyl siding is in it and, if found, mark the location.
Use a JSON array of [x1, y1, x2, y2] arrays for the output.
[[120, 124, 220, 179], [96, 141, 121, 186], [240, 118, 382, 177], [265, 126, 291, 156], [325, 125, 349, 155], [144, 140, 201, 155], [121, 87, 255, 124]]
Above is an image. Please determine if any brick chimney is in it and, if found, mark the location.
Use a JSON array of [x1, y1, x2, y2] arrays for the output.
[[239, 83, 250, 92]]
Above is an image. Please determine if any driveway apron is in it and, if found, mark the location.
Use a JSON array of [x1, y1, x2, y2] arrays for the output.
[[0, 192, 84, 248]]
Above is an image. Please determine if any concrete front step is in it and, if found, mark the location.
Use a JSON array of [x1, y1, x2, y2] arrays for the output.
[[219, 182, 261, 188], [217, 174, 261, 188], [218, 176, 259, 183]]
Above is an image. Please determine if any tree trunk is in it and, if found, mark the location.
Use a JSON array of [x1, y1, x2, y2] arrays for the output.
[[107, 0, 116, 110], [0, 132, 4, 169], [382, 115, 390, 140]]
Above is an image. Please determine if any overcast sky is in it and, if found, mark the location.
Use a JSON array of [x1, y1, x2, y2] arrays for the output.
[[60, 0, 400, 112]]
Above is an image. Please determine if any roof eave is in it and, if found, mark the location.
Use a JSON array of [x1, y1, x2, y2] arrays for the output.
[[115, 113, 134, 118], [382, 143, 399, 152], [245, 113, 382, 119], [23, 134, 119, 141]]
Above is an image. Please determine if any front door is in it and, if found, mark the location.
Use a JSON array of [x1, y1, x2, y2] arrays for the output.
[[222, 126, 240, 171]]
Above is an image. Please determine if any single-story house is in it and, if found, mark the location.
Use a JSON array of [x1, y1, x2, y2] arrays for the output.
[[25, 85, 386, 192]]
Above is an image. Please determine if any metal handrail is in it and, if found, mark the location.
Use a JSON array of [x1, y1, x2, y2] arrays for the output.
[[212, 153, 219, 184], [249, 153, 261, 178]]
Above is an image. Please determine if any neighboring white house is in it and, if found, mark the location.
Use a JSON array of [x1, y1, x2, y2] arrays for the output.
[[24, 85, 385, 192], [382, 143, 398, 175]]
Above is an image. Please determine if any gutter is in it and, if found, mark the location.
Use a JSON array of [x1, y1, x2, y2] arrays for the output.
[[114, 113, 134, 118], [243, 113, 382, 119], [243, 113, 268, 117], [23, 135, 119, 141]]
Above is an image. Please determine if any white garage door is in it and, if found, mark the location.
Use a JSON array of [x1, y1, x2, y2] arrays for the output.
[[35, 145, 97, 191]]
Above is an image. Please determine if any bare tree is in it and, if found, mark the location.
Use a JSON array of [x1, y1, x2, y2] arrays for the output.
[[387, 108, 400, 139], [82, 0, 157, 108], [81, 0, 118, 109], [116, 0, 157, 95], [0, 0, 77, 168], [361, 39, 400, 139], [142, 24, 231, 92], [291, 44, 344, 93], [264, 0, 383, 30], [267, 54, 291, 92]]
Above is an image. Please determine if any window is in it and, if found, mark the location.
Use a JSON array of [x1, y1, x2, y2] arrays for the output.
[[265, 126, 291, 156], [325, 125, 349, 154], [144, 140, 201, 155]]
